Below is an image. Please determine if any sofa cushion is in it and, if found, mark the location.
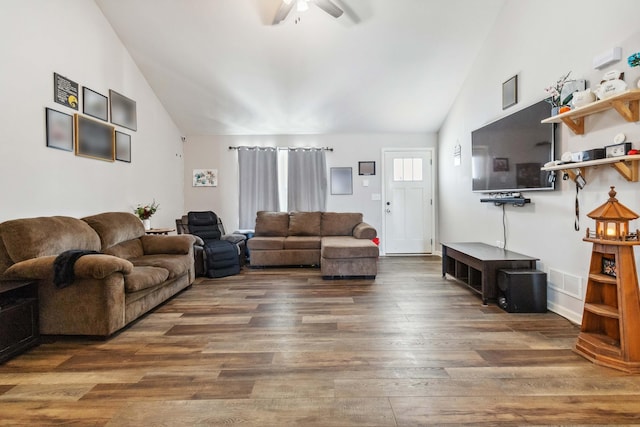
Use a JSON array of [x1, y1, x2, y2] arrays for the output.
[[0, 216, 100, 270], [321, 212, 363, 236], [82, 212, 145, 251], [104, 239, 144, 260], [129, 254, 191, 279], [321, 236, 379, 259], [288, 211, 321, 236], [247, 237, 286, 251], [124, 266, 170, 292], [255, 211, 289, 237], [283, 236, 321, 250]]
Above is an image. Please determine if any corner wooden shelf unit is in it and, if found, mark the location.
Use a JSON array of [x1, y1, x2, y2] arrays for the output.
[[541, 89, 640, 135]]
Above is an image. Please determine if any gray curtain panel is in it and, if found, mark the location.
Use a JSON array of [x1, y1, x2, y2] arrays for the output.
[[238, 147, 279, 229], [288, 148, 327, 212]]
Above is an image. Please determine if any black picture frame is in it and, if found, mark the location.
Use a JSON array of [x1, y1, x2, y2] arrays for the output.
[[602, 257, 617, 277], [83, 87, 108, 122], [330, 167, 353, 195], [115, 131, 131, 163], [75, 114, 115, 162], [358, 161, 376, 176], [502, 75, 518, 110], [53, 73, 79, 110], [45, 108, 74, 152], [109, 89, 137, 131]]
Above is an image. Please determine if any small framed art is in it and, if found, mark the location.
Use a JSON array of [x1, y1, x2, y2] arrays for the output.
[[602, 257, 616, 277], [330, 167, 353, 195], [358, 161, 376, 176], [110, 89, 137, 131], [53, 72, 78, 110], [193, 169, 218, 187], [502, 75, 518, 110], [83, 87, 108, 121], [75, 114, 115, 161], [45, 107, 74, 152], [115, 131, 131, 163]]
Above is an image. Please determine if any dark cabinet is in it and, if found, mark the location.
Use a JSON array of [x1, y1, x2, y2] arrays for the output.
[[0, 280, 40, 363]]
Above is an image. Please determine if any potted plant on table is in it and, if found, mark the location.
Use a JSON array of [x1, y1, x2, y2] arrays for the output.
[[134, 200, 159, 230]]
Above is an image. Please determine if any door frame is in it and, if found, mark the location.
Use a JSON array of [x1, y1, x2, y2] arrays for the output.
[[380, 147, 435, 256]]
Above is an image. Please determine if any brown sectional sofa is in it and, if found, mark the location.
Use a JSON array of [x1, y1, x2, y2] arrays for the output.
[[0, 212, 196, 337], [247, 211, 379, 278]]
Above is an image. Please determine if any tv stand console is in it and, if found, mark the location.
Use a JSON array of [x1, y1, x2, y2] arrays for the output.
[[441, 242, 538, 304]]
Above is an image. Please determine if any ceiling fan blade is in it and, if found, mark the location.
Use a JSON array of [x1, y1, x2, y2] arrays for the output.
[[272, 0, 295, 25], [313, 0, 344, 18]]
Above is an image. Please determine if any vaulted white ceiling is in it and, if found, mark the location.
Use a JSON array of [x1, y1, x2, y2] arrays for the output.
[[95, 0, 505, 135]]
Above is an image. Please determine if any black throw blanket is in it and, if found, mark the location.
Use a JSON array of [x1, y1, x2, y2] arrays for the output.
[[53, 249, 100, 288]]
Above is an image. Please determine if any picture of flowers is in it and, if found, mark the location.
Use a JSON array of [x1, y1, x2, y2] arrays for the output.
[[193, 169, 218, 187]]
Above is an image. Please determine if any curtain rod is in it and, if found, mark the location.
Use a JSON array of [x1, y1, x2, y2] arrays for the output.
[[228, 146, 333, 152]]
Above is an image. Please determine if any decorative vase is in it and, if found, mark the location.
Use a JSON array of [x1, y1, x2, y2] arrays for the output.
[[142, 219, 151, 230], [551, 106, 560, 116]]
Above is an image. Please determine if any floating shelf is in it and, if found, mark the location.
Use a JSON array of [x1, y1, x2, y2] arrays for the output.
[[541, 89, 640, 135], [541, 155, 640, 183]]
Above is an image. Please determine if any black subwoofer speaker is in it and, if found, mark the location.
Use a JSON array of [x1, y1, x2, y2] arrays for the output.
[[497, 269, 547, 313]]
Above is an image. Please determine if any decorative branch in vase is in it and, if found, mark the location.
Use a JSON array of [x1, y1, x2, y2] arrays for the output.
[[134, 200, 159, 230], [544, 71, 572, 115]]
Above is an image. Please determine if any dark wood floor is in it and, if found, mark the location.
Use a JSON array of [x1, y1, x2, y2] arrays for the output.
[[1, 256, 640, 426]]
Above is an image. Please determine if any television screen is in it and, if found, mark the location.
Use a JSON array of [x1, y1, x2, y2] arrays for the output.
[[471, 100, 555, 193]]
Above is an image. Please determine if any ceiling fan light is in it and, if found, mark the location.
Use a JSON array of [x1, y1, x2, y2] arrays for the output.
[[296, 0, 309, 12], [282, 0, 293, 4]]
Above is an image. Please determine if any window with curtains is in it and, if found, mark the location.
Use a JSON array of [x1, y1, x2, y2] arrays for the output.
[[237, 147, 327, 229]]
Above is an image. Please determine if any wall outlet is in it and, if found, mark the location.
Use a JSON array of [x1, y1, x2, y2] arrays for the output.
[[496, 240, 505, 249]]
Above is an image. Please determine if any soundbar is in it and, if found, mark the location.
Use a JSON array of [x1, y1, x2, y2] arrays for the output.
[[480, 197, 531, 206]]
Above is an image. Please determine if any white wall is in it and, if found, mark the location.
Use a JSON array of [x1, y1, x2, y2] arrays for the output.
[[0, 0, 184, 226], [183, 133, 437, 247], [439, 0, 640, 323]]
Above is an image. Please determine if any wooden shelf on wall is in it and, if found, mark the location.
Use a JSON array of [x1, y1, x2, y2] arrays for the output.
[[541, 155, 640, 183], [541, 89, 640, 135]]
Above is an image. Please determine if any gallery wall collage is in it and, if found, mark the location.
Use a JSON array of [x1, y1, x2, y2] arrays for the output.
[[45, 72, 136, 163]]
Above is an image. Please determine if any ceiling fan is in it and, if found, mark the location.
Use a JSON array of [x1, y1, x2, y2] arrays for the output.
[[273, 0, 344, 25]]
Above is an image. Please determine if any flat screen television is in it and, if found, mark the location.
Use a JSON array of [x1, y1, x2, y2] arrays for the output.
[[471, 100, 555, 193]]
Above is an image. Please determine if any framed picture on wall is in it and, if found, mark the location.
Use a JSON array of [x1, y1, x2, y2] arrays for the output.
[[45, 107, 74, 152], [193, 169, 218, 187], [115, 131, 131, 163], [358, 161, 376, 176], [75, 114, 115, 161], [83, 87, 108, 121], [330, 167, 353, 195], [502, 75, 518, 110], [109, 89, 137, 131], [53, 72, 79, 110]]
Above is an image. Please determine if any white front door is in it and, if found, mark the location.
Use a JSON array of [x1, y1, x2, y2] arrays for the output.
[[383, 149, 433, 254]]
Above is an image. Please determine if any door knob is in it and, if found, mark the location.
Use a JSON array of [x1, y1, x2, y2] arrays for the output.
[[386, 208, 391, 213]]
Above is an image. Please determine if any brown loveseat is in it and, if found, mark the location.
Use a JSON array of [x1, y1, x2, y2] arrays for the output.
[[247, 211, 379, 278], [0, 212, 196, 337]]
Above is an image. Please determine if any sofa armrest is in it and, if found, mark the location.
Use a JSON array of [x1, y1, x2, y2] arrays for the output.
[[353, 222, 377, 239], [141, 235, 196, 255], [3, 254, 133, 280]]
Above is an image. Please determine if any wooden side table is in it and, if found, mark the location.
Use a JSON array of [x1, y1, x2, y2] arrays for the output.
[[145, 228, 175, 235], [0, 280, 40, 363]]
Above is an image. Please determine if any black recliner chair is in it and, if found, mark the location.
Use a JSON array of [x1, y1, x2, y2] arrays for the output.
[[185, 211, 242, 278]]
